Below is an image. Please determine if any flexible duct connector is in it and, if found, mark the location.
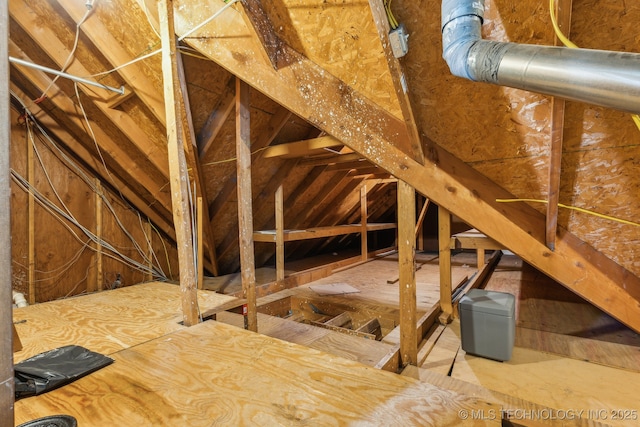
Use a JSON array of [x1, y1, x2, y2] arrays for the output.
[[441, 0, 640, 115], [13, 290, 28, 308]]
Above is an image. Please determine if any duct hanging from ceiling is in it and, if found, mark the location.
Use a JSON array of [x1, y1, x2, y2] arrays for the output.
[[441, 0, 640, 115]]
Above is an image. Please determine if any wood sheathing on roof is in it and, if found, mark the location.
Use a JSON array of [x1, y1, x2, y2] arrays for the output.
[[7, 0, 640, 331]]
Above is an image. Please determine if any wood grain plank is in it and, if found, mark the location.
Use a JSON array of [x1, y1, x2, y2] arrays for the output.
[[15, 320, 507, 426], [12, 282, 238, 363]]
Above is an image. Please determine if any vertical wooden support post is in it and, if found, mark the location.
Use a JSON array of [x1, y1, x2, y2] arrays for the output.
[[476, 249, 485, 269], [1, 0, 15, 421], [438, 205, 453, 324], [27, 124, 36, 303], [415, 196, 429, 252], [275, 184, 285, 282], [398, 180, 417, 367], [546, 0, 572, 251], [144, 220, 153, 282], [236, 78, 258, 332], [94, 179, 103, 291], [197, 197, 204, 290], [159, 0, 199, 326], [360, 185, 368, 261]]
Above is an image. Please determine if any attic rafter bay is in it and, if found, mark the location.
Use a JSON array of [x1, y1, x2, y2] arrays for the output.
[[174, 0, 640, 333]]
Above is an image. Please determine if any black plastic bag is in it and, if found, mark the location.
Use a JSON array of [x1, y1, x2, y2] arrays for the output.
[[14, 345, 113, 399]]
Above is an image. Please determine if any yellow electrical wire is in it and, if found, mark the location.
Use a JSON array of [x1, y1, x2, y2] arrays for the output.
[[384, 0, 398, 30], [496, 198, 640, 227], [550, 0, 640, 131]]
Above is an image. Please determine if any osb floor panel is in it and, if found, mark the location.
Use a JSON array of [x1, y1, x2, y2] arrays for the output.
[[15, 320, 508, 426], [12, 282, 238, 363], [216, 311, 397, 369]]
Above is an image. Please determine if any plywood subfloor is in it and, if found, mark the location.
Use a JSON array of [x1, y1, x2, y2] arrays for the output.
[[216, 311, 398, 370], [15, 320, 506, 426], [12, 282, 238, 363]]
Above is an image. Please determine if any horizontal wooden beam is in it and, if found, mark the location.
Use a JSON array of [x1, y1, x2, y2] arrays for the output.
[[262, 136, 343, 159], [253, 223, 396, 242]]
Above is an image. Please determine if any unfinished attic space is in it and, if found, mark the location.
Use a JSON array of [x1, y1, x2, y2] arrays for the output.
[[4, 0, 640, 424]]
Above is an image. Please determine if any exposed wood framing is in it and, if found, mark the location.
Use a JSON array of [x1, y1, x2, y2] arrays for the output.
[[1, 0, 14, 420], [159, 0, 199, 326], [547, 0, 573, 251], [275, 184, 285, 282], [398, 180, 417, 367], [27, 122, 35, 303], [262, 136, 343, 159], [197, 78, 235, 158], [54, 0, 166, 125], [235, 78, 258, 332], [361, 185, 368, 262], [10, 0, 170, 178], [438, 205, 452, 324], [368, 0, 424, 165], [144, 220, 153, 282], [240, 0, 283, 69], [415, 196, 429, 248], [8, 42, 175, 233], [197, 197, 204, 290], [93, 179, 104, 292], [208, 106, 291, 221], [175, 51, 219, 276], [175, 4, 640, 333]]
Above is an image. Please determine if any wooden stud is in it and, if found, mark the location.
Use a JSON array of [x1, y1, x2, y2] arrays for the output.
[[207, 107, 291, 222], [8, 42, 175, 231], [398, 180, 417, 366], [10, 0, 170, 178], [144, 220, 154, 282], [95, 180, 103, 292], [360, 185, 368, 261], [197, 197, 204, 290], [368, 0, 424, 165], [235, 77, 258, 332], [1, 0, 14, 421], [415, 196, 429, 251], [275, 184, 285, 282], [547, 0, 573, 251], [158, 0, 199, 326], [438, 205, 453, 324], [175, 50, 220, 276], [27, 122, 36, 304]]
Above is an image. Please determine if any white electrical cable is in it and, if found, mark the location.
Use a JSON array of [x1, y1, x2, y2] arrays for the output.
[[40, 3, 95, 100], [13, 95, 168, 280]]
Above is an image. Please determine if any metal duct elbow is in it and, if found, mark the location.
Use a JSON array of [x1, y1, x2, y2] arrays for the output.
[[441, 0, 640, 115]]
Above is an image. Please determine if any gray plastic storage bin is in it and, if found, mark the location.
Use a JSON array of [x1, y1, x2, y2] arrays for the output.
[[459, 289, 515, 361]]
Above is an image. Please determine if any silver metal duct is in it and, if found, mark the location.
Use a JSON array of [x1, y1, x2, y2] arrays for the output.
[[441, 0, 640, 115]]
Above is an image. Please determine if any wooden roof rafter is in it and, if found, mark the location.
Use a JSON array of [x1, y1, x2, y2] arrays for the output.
[[8, 41, 174, 220], [368, 0, 424, 165], [10, 0, 170, 178], [174, 0, 640, 332]]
